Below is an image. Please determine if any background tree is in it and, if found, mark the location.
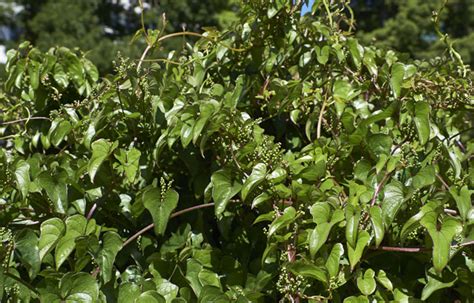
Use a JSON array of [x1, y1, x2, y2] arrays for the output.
[[351, 0, 474, 67], [0, 0, 238, 73]]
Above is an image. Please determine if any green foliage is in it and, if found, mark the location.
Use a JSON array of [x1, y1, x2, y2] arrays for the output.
[[1, 0, 473, 301]]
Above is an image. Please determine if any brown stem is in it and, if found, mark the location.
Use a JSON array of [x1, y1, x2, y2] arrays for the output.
[[1, 116, 51, 125], [122, 203, 215, 247], [370, 172, 391, 207], [86, 203, 97, 220], [286, 243, 300, 303], [371, 240, 474, 253], [436, 174, 450, 190]]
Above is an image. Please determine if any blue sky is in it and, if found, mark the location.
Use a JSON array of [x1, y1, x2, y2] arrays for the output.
[[301, 0, 314, 15]]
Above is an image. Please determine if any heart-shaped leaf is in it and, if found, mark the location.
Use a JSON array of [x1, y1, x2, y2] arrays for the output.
[[143, 187, 179, 235]]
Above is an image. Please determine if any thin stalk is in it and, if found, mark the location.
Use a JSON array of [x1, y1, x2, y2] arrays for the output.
[[122, 203, 215, 247]]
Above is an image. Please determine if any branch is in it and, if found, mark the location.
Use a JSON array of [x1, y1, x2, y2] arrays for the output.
[[370, 172, 391, 207], [371, 240, 474, 253], [122, 203, 215, 247], [316, 101, 327, 139], [436, 173, 450, 191], [86, 203, 97, 220], [1, 117, 51, 125], [4, 271, 39, 296]]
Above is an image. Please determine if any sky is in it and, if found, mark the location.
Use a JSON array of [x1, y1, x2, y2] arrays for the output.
[[301, 0, 314, 15]]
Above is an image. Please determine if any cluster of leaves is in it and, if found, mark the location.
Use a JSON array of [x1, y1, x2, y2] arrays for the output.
[[1, 0, 474, 301]]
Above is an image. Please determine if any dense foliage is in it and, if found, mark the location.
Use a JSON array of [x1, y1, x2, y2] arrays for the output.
[[1, 0, 473, 302]]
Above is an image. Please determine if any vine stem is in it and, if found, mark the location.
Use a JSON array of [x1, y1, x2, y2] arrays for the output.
[[436, 173, 450, 190], [371, 240, 474, 253], [122, 203, 215, 247], [136, 31, 247, 72], [370, 172, 391, 207], [1, 116, 51, 125], [4, 271, 40, 296], [86, 203, 97, 220], [316, 101, 327, 139]]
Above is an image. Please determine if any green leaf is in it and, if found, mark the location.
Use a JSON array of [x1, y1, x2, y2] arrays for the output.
[[376, 270, 393, 291], [37, 170, 69, 213], [316, 45, 330, 65], [449, 185, 472, 221], [135, 291, 166, 303], [155, 279, 179, 302], [198, 268, 222, 289], [381, 181, 404, 228], [309, 204, 344, 256], [97, 232, 123, 283], [414, 102, 430, 145], [143, 188, 179, 235], [367, 134, 392, 158], [268, 207, 297, 237], [60, 272, 99, 302], [38, 217, 66, 261], [345, 204, 360, 247], [118, 283, 141, 303], [369, 206, 384, 247], [357, 268, 376, 296], [198, 286, 228, 303], [348, 231, 371, 271], [55, 215, 87, 269], [325, 243, 344, 278], [211, 169, 242, 217], [347, 39, 363, 69], [412, 166, 435, 189], [15, 229, 41, 279], [333, 79, 359, 102], [343, 296, 369, 303], [53, 63, 69, 88], [421, 267, 457, 301], [114, 148, 141, 183], [390, 62, 405, 98], [287, 261, 328, 284], [49, 120, 72, 147], [267, 167, 287, 184], [421, 213, 462, 272], [28, 60, 41, 89], [88, 139, 118, 182], [15, 160, 30, 199], [241, 163, 267, 201], [400, 201, 439, 242]]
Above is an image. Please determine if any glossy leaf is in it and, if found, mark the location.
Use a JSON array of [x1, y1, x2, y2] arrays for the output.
[[143, 188, 179, 235], [38, 217, 66, 261], [88, 139, 118, 182], [268, 207, 297, 237], [241, 163, 267, 201], [357, 268, 376, 296], [211, 169, 242, 217], [55, 215, 88, 269], [421, 213, 462, 272], [414, 102, 430, 145]]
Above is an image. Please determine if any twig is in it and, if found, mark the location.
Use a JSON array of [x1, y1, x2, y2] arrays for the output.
[[436, 174, 450, 190], [1, 117, 51, 125], [4, 271, 40, 296], [86, 203, 97, 220], [370, 172, 391, 207], [444, 208, 457, 215], [316, 101, 327, 139], [371, 240, 474, 253], [122, 203, 215, 247], [137, 45, 152, 72]]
